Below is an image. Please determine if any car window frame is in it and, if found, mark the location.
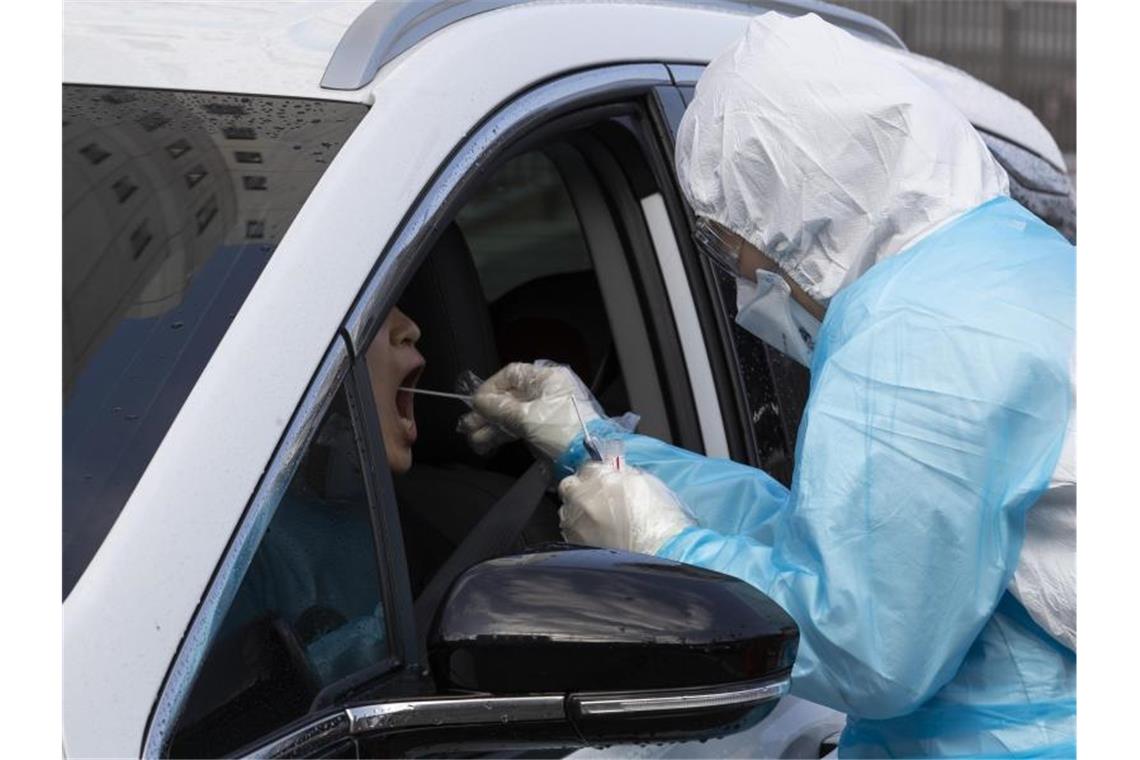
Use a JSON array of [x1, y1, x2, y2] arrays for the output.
[[565, 115, 721, 456], [142, 334, 418, 757], [340, 63, 674, 357]]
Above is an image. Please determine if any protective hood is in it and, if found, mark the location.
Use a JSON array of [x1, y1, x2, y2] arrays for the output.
[[676, 12, 1009, 305]]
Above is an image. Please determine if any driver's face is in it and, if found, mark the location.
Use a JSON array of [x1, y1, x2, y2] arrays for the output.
[[365, 307, 424, 474]]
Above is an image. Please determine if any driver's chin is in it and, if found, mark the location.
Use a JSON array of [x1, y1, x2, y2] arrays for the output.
[[385, 433, 412, 474]]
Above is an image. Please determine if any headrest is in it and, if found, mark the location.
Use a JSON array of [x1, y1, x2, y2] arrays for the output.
[[399, 224, 499, 466]]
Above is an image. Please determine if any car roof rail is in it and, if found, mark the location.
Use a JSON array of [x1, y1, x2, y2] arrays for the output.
[[320, 0, 905, 91]]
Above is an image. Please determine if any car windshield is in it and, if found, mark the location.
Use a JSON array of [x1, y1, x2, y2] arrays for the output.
[[62, 85, 368, 598]]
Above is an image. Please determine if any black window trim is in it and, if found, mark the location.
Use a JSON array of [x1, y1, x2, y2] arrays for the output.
[[642, 83, 756, 466], [343, 346, 422, 669]]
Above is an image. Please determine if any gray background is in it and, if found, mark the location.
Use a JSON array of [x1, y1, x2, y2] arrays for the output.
[[823, 0, 1075, 181]]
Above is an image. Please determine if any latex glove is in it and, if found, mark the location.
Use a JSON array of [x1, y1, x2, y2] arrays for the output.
[[558, 461, 696, 555], [460, 362, 600, 460]]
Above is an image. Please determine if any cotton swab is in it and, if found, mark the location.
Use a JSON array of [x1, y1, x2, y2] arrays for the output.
[[398, 387, 472, 402]]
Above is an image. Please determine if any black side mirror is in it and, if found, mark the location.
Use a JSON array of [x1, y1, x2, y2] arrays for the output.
[[247, 548, 800, 758], [428, 546, 798, 746]]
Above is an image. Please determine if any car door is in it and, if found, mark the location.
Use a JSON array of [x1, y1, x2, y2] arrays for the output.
[[137, 63, 758, 759]]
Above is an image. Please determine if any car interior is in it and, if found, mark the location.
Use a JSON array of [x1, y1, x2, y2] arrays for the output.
[[392, 147, 644, 602]]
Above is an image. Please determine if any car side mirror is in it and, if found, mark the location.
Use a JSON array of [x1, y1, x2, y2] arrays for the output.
[[427, 546, 798, 747]]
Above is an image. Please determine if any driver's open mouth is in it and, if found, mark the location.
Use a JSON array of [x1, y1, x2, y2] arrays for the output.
[[396, 364, 423, 431]]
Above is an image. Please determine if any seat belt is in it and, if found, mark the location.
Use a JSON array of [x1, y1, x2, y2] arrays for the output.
[[413, 460, 552, 636]]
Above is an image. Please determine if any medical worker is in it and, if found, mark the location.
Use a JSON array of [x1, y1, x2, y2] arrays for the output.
[[460, 12, 1075, 758]]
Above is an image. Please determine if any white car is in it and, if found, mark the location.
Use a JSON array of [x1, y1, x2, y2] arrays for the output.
[[62, 1, 1075, 757]]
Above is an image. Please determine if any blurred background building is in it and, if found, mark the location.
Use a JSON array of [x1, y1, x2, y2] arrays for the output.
[[826, 0, 1075, 183]]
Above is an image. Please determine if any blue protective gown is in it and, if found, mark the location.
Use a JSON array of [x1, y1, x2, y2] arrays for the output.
[[558, 197, 1075, 757]]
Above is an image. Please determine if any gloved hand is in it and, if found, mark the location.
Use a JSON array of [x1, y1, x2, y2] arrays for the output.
[[558, 461, 697, 555], [459, 362, 600, 460]]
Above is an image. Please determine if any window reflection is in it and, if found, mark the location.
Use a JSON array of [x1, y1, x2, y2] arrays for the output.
[[62, 86, 368, 597]]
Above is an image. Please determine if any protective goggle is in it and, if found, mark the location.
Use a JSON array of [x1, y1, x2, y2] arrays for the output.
[[691, 217, 746, 277]]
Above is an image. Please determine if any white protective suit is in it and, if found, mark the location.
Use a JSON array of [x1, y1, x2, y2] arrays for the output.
[[675, 10, 1075, 653]]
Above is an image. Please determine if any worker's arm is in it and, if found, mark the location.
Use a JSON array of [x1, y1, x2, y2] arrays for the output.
[[557, 422, 790, 541]]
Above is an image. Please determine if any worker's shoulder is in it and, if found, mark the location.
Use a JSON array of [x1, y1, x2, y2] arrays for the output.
[[823, 197, 1074, 358], [866, 198, 1072, 308]]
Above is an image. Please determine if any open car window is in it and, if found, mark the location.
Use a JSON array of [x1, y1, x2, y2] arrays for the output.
[[384, 140, 676, 614], [388, 150, 608, 605], [457, 151, 593, 302]]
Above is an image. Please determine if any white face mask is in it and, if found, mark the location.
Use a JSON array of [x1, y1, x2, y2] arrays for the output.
[[735, 269, 821, 368]]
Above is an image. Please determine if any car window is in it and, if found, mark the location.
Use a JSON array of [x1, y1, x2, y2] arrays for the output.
[[167, 383, 391, 758], [62, 86, 368, 598], [391, 144, 665, 606], [712, 271, 806, 486]]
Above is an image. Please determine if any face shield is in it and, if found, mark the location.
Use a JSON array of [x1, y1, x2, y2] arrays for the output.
[[692, 217, 744, 277], [692, 217, 821, 368]]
